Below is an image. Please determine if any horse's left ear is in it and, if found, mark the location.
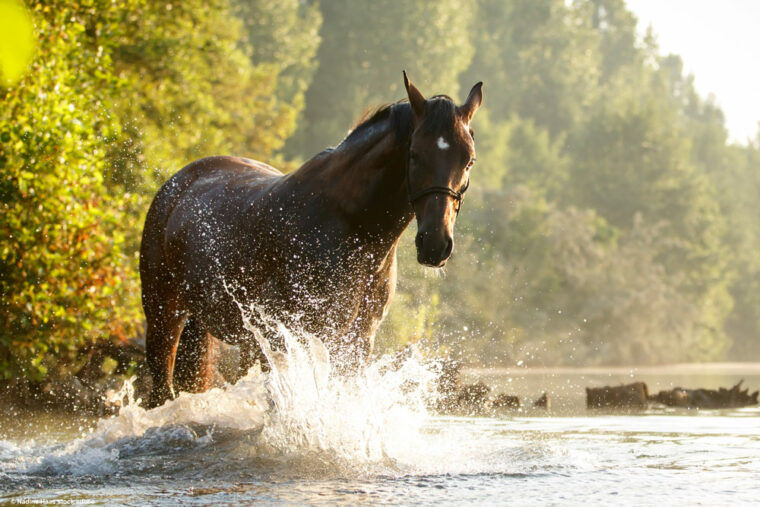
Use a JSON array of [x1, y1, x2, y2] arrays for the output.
[[458, 82, 483, 123]]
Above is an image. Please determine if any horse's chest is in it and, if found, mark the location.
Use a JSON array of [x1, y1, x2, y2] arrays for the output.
[[277, 245, 395, 325]]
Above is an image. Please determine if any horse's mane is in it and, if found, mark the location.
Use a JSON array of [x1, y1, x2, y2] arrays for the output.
[[349, 102, 399, 132], [340, 94, 456, 150], [340, 100, 409, 149]]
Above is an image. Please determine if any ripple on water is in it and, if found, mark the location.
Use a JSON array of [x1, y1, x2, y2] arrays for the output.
[[2, 324, 760, 504]]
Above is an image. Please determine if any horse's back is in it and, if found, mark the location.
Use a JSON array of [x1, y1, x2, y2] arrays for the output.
[[145, 155, 282, 223], [140, 156, 283, 278], [188, 155, 284, 178], [170, 156, 283, 193]]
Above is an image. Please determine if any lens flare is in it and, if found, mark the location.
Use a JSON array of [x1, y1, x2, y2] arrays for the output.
[[0, 0, 35, 86]]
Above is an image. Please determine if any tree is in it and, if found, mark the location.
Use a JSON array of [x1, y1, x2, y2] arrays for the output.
[[288, 0, 475, 158], [0, 0, 142, 380], [463, 0, 600, 138], [234, 0, 322, 117], [587, 0, 640, 82], [108, 0, 302, 192], [0, 0, 308, 381]]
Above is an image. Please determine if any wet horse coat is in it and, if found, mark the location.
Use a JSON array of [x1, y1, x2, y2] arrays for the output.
[[140, 74, 483, 407]]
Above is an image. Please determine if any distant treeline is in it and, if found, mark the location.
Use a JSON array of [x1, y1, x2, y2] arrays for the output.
[[2, 0, 759, 381]]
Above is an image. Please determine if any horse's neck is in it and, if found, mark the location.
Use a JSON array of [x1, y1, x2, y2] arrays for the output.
[[318, 117, 414, 243]]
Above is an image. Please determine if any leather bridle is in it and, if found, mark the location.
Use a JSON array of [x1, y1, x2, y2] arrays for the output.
[[405, 149, 470, 215]]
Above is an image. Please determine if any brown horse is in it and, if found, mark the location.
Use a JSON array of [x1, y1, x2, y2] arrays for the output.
[[140, 72, 483, 408]]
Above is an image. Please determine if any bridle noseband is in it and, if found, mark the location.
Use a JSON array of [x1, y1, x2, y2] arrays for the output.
[[405, 149, 470, 214]]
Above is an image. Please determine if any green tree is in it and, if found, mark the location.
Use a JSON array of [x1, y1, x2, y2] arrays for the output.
[[108, 0, 301, 192], [0, 0, 142, 380], [1, 0, 307, 381], [562, 54, 732, 362], [587, 0, 640, 82], [234, 0, 322, 115], [463, 0, 599, 138], [289, 0, 475, 157]]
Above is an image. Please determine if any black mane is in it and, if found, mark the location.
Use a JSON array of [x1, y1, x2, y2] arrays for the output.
[[340, 95, 457, 150]]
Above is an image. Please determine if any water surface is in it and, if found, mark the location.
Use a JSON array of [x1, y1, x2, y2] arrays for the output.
[[2, 361, 758, 505]]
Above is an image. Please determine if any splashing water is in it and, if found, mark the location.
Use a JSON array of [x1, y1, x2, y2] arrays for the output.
[[0, 306, 439, 482], [240, 303, 438, 467], [252, 321, 435, 464], [5, 301, 760, 503], [3, 359, 760, 504]]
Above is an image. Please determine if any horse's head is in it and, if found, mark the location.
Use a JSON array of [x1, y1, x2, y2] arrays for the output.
[[404, 71, 483, 267]]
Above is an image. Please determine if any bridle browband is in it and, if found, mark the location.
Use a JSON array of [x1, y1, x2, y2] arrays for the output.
[[405, 147, 470, 214]]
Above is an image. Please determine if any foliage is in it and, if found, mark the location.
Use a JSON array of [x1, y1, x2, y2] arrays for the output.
[[234, 0, 322, 113], [462, 0, 600, 138], [0, 0, 304, 381], [0, 0, 142, 380], [108, 0, 304, 191], [0, 0, 36, 86], [287, 0, 475, 157], [3, 0, 760, 382]]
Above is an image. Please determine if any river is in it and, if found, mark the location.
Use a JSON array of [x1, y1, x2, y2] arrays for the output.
[[1, 351, 758, 505]]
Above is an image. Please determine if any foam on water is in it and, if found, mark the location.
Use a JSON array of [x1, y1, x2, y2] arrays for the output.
[[0, 308, 439, 481]]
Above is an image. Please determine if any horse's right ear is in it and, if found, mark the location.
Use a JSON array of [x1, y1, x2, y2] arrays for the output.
[[403, 70, 426, 124], [459, 81, 483, 124]]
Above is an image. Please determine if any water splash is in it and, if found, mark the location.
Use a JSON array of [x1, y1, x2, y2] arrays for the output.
[[240, 304, 438, 464], [0, 309, 439, 480]]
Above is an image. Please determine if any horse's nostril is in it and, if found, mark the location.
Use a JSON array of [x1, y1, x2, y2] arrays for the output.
[[443, 236, 453, 259]]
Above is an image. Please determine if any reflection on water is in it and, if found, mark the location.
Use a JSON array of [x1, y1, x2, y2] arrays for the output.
[[2, 364, 759, 505]]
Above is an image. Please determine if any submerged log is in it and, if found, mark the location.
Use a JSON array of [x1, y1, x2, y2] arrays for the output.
[[586, 382, 649, 409], [434, 363, 521, 414], [437, 359, 462, 396], [433, 359, 462, 412], [652, 380, 759, 409], [491, 393, 520, 409], [455, 381, 491, 412], [533, 392, 550, 409], [437, 382, 523, 415]]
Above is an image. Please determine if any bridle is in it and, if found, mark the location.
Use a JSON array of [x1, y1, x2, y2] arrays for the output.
[[405, 148, 470, 215]]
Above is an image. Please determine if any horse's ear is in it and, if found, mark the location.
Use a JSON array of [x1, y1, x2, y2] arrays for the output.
[[403, 70, 426, 123], [459, 81, 483, 123]]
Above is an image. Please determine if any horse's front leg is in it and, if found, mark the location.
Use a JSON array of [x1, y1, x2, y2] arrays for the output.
[[338, 283, 393, 373]]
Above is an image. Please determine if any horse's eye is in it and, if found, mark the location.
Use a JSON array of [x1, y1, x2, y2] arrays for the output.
[[466, 158, 476, 170]]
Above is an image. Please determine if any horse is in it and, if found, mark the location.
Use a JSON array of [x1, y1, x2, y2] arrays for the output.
[[140, 72, 483, 408]]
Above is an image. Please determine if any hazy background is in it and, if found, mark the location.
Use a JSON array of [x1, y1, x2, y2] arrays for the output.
[[2, 0, 759, 385], [627, 0, 760, 143]]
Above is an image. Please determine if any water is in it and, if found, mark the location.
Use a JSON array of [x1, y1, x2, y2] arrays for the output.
[[2, 325, 759, 506]]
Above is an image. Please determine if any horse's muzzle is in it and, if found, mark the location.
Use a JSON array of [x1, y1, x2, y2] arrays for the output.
[[415, 231, 453, 267]]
